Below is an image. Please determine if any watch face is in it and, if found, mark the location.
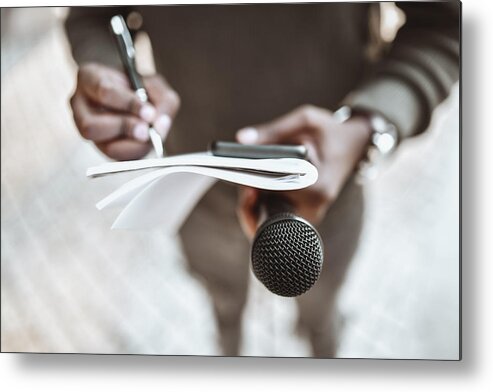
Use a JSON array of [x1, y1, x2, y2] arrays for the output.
[[369, 114, 398, 155], [373, 132, 397, 154]]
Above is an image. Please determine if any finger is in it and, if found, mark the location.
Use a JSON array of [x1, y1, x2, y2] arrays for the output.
[[71, 94, 150, 143], [144, 75, 181, 138], [86, 63, 131, 87], [79, 65, 156, 122], [96, 139, 152, 161], [236, 105, 328, 145], [145, 75, 181, 117], [237, 187, 260, 240]]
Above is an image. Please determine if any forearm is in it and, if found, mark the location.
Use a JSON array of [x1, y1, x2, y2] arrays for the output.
[[343, 1, 460, 140]]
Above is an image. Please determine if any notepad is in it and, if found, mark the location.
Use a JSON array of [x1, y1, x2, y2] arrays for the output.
[[87, 152, 318, 231]]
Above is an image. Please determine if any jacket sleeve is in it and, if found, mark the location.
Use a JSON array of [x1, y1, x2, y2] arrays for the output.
[[64, 7, 133, 69], [342, 1, 460, 140]]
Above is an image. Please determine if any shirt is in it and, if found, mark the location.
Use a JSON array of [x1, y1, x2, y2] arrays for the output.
[[65, 2, 460, 154]]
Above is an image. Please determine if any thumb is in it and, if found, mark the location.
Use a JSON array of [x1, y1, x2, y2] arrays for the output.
[[236, 124, 284, 145], [237, 187, 260, 240], [236, 127, 260, 144], [236, 106, 319, 145]]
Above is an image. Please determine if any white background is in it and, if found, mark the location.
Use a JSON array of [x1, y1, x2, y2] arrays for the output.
[[0, 0, 490, 391]]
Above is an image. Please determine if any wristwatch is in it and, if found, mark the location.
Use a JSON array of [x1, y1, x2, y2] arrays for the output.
[[333, 105, 399, 181]]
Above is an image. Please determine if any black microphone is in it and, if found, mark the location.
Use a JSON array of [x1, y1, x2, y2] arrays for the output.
[[251, 192, 324, 297]]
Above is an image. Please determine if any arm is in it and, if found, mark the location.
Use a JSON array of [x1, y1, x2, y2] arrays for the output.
[[236, 2, 460, 235], [65, 7, 180, 161], [343, 1, 460, 139]]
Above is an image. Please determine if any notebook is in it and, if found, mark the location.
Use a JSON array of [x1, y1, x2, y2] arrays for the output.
[[87, 152, 318, 231]]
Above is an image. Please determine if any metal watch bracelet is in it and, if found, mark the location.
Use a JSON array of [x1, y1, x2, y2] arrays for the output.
[[333, 105, 399, 181]]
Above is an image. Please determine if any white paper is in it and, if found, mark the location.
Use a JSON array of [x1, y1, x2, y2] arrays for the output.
[[86, 152, 315, 178], [112, 173, 215, 231], [87, 152, 318, 231]]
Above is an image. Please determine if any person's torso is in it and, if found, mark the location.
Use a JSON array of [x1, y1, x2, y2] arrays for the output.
[[138, 3, 373, 153]]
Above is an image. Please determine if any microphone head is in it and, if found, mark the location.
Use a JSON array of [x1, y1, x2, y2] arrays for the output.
[[251, 213, 324, 297]]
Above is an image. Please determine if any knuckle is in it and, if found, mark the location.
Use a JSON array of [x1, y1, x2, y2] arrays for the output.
[[69, 94, 76, 109], [84, 62, 102, 75], [167, 90, 181, 111], [153, 74, 166, 85], [127, 96, 141, 115], [323, 186, 335, 202], [120, 117, 135, 137], [82, 62, 97, 71], [324, 189, 337, 206], [300, 104, 315, 111], [72, 108, 83, 126], [299, 105, 319, 127], [78, 63, 96, 82], [79, 119, 96, 140], [145, 74, 165, 90], [95, 77, 113, 101], [318, 180, 338, 205], [77, 64, 88, 77], [76, 70, 85, 86]]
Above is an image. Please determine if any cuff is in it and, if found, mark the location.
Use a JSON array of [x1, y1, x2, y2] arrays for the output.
[[342, 77, 424, 140]]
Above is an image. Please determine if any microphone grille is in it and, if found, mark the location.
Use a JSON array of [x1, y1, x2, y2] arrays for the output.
[[251, 213, 324, 297]]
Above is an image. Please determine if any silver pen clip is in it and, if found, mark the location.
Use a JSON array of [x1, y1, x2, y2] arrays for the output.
[[110, 15, 164, 158], [148, 127, 164, 158]]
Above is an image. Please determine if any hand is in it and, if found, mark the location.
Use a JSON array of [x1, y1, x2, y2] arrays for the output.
[[70, 63, 180, 160], [236, 105, 372, 239]]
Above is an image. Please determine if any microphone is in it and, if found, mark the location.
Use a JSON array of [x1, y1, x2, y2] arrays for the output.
[[251, 192, 324, 297]]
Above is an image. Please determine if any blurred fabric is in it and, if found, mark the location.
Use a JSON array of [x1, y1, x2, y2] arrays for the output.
[[1, 7, 459, 358]]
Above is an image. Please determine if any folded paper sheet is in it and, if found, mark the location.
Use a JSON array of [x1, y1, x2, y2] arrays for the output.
[[87, 153, 318, 231]]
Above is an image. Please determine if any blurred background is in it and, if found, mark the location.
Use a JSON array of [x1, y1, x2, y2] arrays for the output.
[[1, 6, 459, 358]]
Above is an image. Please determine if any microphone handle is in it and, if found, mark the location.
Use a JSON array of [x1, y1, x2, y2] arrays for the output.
[[257, 192, 295, 227]]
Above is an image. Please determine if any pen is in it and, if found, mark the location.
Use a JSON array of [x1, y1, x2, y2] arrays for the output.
[[110, 15, 164, 158]]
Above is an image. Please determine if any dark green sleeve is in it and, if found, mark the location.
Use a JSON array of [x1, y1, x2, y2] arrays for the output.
[[343, 1, 460, 139], [64, 6, 133, 69]]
